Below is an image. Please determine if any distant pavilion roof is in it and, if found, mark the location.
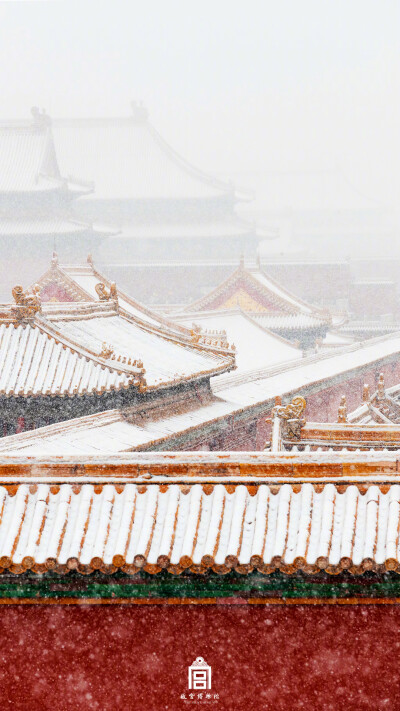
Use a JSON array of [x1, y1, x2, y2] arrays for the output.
[[183, 261, 330, 335], [0, 119, 88, 197], [50, 106, 238, 203]]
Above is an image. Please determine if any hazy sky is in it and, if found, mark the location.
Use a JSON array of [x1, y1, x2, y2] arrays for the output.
[[0, 0, 399, 204]]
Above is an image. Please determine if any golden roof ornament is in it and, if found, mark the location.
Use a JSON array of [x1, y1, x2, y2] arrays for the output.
[[362, 384, 370, 402], [11, 284, 41, 322], [337, 395, 347, 423], [95, 282, 118, 305], [272, 396, 306, 421], [51, 251, 58, 269], [99, 342, 114, 360], [377, 372, 385, 399], [271, 396, 306, 440]]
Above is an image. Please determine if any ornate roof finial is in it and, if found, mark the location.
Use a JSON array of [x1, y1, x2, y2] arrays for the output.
[[337, 395, 347, 423], [362, 384, 370, 402], [30, 106, 51, 128], [271, 396, 306, 440], [239, 253, 244, 269], [99, 342, 114, 360], [11, 284, 41, 323], [273, 396, 306, 421], [95, 282, 118, 306], [51, 251, 58, 269], [87, 253, 93, 266], [131, 100, 149, 122], [256, 249, 261, 269], [377, 372, 385, 398]]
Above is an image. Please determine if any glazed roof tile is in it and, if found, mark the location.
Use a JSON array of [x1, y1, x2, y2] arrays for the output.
[[0, 478, 398, 575], [0, 321, 138, 397], [44, 305, 232, 389]]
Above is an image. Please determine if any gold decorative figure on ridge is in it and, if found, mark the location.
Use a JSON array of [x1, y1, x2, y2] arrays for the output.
[[337, 395, 347, 423], [95, 282, 118, 303], [11, 284, 41, 322], [271, 396, 306, 441]]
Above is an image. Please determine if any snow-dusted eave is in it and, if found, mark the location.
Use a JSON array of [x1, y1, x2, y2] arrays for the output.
[[0, 459, 400, 575], [39, 308, 235, 388], [0, 312, 146, 398]]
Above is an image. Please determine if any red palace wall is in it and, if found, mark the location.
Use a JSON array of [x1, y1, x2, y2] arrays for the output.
[[1, 604, 400, 710]]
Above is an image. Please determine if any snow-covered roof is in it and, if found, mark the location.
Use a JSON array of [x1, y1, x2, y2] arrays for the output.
[[345, 376, 400, 426], [175, 310, 302, 374], [0, 320, 142, 398], [0, 125, 64, 194], [51, 110, 235, 202], [4, 330, 400, 453], [44, 305, 231, 389], [36, 256, 191, 337], [184, 261, 329, 328], [0, 470, 397, 575], [0, 217, 93, 238], [0, 282, 234, 399]]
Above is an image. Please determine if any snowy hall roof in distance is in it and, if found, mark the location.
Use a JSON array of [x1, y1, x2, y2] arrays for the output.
[[49, 103, 241, 204], [0, 110, 89, 197], [181, 259, 331, 345], [0, 111, 109, 258]]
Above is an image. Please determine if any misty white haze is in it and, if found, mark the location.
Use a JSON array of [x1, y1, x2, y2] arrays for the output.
[[0, 0, 399, 212], [0, 1, 399, 324]]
